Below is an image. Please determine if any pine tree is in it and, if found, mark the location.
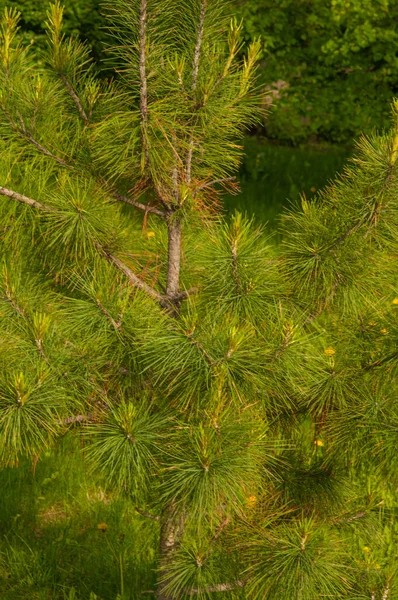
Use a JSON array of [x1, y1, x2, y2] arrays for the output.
[[0, 2, 398, 599]]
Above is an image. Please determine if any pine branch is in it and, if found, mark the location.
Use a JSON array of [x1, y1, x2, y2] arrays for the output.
[[94, 298, 123, 329], [61, 413, 96, 425], [231, 239, 241, 293], [185, 579, 246, 595], [2, 272, 50, 363], [201, 515, 230, 564], [0, 185, 51, 211], [191, 0, 207, 93], [4, 111, 70, 167], [172, 287, 199, 302], [186, 0, 207, 184], [135, 506, 161, 521], [325, 167, 394, 254], [0, 185, 173, 312], [114, 192, 167, 218], [59, 72, 89, 124], [363, 352, 398, 371], [165, 216, 182, 298], [196, 177, 236, 192], [98, 244, 172, 311], [139, 0, 149, 168], [382, 585, 390, 600]]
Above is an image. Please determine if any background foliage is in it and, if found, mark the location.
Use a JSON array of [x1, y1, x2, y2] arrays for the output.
[[2, 0, 398, 143]]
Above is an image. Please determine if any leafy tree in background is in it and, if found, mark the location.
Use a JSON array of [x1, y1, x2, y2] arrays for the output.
[[1, 2, 398, 600], [236, 0, 398, 144], [4, 0, 398, 144], [0, 0, 106, 60]]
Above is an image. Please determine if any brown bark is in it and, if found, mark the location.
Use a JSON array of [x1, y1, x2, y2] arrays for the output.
[[0, 185, 51, 211], [157, 503, 185, 600], [165, 217, 182, 300], [139, 0, 149, 168], [186, 0, 207, 185]]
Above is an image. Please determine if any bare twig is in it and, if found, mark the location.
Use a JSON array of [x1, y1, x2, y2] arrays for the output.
[[114, 192, 166, 218], [95, 298, 122, 330], [231, 239, 241, 293], [185, 579, 246, 595], [139, 0, 149, 167], [59, 73, 89, 123], [382, 584, 390, 600], [0, 185, 174, 312], [60, 413, 96, 425], [186, 0, 207, 184], [0, 185, 52, 211], [196, 177, 235, 192], [135, 506, 161, 521]]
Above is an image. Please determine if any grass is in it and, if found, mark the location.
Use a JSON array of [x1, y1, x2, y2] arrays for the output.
[[222, 138, 351, 237], [0, 432, 158, 600]]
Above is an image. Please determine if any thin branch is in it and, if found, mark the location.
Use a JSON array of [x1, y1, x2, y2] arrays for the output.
[[382, 584, 390, 600], [60, 413, 96, 425], [185, 580, 246, 595], [186, 0, 207, 184], [201, 515, 230, 564], [184, 329, 214, 366], [13, 112, 70, 167], [0, 185, 51, 211], [98, 244, 172, 311], [114, 192, 166, 218], [2, 270, 50, 362], [135, 506, 161, 521], [363, 352, 398, 371], [0, 184, 173, 312], [165, 216, 182, 298], [192, 0, 207, 93], [59, 72, 89, 123], [95, 298, 122, 329], [171, 287, 199, 302], [231, 239, 241, 293], [139, 0, 149, 167], [196, 176, 235, 192], [35, 338, 49, 363]]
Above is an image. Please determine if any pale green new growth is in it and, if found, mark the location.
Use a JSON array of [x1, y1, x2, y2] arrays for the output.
[[0, 1, 398, 599]]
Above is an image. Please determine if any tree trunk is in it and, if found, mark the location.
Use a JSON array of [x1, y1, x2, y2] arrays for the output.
[[166, 217, 181, 303], [157, 503, 185, 600]]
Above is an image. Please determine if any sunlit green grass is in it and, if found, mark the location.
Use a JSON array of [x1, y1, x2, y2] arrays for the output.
[[223, 139, 351, 237], [0, 433, 158, 600]]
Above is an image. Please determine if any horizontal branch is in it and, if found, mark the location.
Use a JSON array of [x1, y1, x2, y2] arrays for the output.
[[171, 287, 199, 302], [60, 413, 96, 425], [185, 579, 246, 595], [0, 185, 51, 211], [135, 506, 161, 521], [196, 177, 236, 192], [363, 352, 398, 371], [0, 184, 173, 312], [114, 192, 167, 218]]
